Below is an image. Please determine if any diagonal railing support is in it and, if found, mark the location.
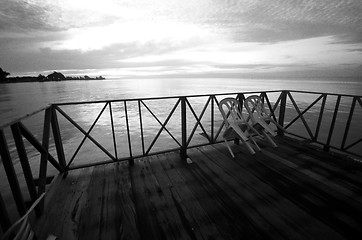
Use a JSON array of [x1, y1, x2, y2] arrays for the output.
[[186, 97, 212, 145], [262, 92, 279, 123], [341, 97, 356, 150], [66, 102, 109, 168], [314, 94, 327, 142], [19, 122, 63, 172], [287, 92, 314, 139], [0, 129, 26, 216], [142, 99, 181, 154], [285, 94, 324, 136], [109, 102, 118, 160], [55, 106, 116, 164], [10, 123, 38, 212]]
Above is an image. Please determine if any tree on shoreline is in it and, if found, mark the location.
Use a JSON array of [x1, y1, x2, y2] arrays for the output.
[[46, 71, 66, 81], [0, 68, 10, 81], [1, 69, 105, 83]]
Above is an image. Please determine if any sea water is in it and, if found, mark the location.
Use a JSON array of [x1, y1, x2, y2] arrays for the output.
[[1, 77, 362, 127]]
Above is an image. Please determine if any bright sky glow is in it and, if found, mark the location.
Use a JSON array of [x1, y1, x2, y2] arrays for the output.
[[0, 0, 361, 78]]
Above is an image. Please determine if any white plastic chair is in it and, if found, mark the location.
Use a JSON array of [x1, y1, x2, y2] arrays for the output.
[[244, 95, 285, 148], [218, 98, 261, 157], [1, 193, 55, 240]]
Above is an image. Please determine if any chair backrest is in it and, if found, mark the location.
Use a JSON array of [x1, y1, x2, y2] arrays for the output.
[[244, 95, 269, 120], [218, 98, 246, 128], [1, 193, 45, 240]]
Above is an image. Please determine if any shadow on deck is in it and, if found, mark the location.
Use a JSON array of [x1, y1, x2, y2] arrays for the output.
[[34, 136, 362, 240]]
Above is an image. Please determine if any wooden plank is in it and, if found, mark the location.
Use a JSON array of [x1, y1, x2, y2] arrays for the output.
[[150, 153, 210, 239], [60, 167, 94, 240], [210, 143, 348, 239], [98, 162, 140, 240], [256, 148, 362, 235], [135, 155, 191, 240], [217, 142, 360, 238], [276, 136, 362, 184], [162, 155, 239, 239], [35, 167, 93, 240], [31, 139, 362, 240], [116, 162, 140, 240], [193, 146, 320, 240], [175, 149, 267, 239], [265, 140, 362, 204], [130, 157, 166, 239], [156, 152, 223, 239], [143, 155, 196, 239], [92, 164, 116, 239], [77, 165, 106, 240]]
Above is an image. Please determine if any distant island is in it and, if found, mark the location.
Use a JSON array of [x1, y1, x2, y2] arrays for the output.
[[0, 68, 105, 84]]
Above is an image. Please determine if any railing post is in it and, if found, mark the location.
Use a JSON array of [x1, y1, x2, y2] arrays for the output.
[[38, 107, 52, 213], [278, 91, 287, 136], [0, 129, 26, 216], [211, 95, 214, 143], [237, 93, 245, 112], [51, 106, 67, 175], [181, 97, 187, 161], [124, 101, 134, 166], [324, 95, 341, 152], [235, 93, 246, 145]]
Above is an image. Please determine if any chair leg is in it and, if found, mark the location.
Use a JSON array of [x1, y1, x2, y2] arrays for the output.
[[262, 131, 277, 148], [242, 139, 256, 155], [257, 119, 277, 137], [224, 139, 235, 158], [249, 136, 261, 152]]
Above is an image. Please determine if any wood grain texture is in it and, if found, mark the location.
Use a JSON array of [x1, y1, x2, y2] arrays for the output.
[[34, 137, 362, 240]]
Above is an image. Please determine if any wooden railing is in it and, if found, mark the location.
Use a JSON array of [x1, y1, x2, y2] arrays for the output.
[[1, 90, 361, 234]]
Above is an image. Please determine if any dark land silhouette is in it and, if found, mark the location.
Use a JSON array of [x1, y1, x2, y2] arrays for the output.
[[0, 68, 105, 83]]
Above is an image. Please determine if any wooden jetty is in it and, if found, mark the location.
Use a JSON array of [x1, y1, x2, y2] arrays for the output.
[[32, 136, 362, 240], [1, 90, 361, 239]]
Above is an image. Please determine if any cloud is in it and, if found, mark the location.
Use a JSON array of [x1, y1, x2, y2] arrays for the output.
[[210, 0, 362, 43], [0, 0, 361, 77], [0, 0, 55, 32]]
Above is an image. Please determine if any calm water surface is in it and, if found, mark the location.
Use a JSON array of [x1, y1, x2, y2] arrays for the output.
[[1, 77, 361, 126]]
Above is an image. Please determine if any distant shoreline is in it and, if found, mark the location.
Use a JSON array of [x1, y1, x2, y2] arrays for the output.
[[1, 76, 106, 84]]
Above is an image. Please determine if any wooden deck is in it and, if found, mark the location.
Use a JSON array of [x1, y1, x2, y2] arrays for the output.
[[34, 136, 362, 240]]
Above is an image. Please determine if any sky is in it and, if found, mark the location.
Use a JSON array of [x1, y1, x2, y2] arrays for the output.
[[0, 0, 362, 79]]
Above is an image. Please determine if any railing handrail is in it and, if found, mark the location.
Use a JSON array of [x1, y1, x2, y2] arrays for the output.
[[0, 105, 51, 130], [52, 90, 362, 106], [2, 89, 361, 130]]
